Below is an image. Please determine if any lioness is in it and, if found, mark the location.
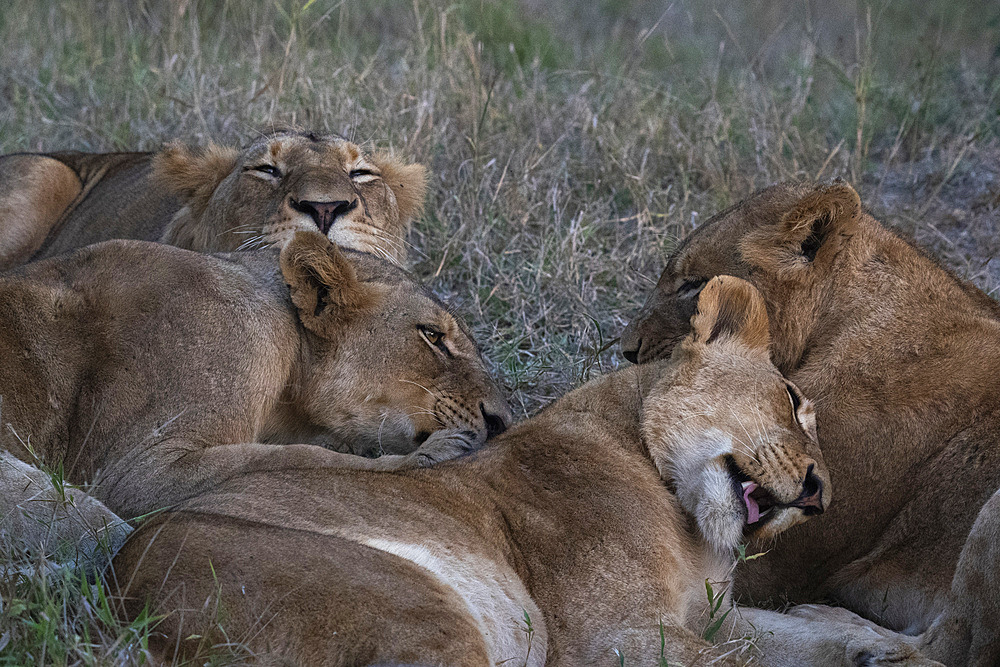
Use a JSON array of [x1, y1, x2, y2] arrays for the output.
[[621, 180, 1000, 665], [0, 129, 426, 270], [0, 231, 508, 569], [113, 277, 936, 666]]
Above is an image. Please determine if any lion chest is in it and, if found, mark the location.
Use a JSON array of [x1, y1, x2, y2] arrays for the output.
[[356, 536, 547, 667]]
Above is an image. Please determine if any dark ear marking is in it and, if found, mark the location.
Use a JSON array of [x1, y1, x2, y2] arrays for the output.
[[705, 293, 748, 345], [800, 214, 828, 262], [313, 280, 330, 317]]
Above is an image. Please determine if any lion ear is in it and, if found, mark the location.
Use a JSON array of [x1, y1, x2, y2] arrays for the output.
[[688, 275, 770, 353], [741, 180, 861, 276], [374, 155, 429, 228], [280, 231, 379, 338], [152, 141, 239, 214]]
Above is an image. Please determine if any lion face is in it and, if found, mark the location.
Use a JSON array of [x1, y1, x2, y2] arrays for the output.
[[643, 276, 830, 553], [621, 180, 862, 370], [273, 232, 510, 456], [155, 131, 428, 264]]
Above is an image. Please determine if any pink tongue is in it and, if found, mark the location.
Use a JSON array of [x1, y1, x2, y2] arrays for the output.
[[743, 482, 761, 524]]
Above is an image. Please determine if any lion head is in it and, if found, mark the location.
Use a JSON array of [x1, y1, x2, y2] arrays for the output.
[[154, 130, 427, 264], [274, 231, 510, 454], [621, 180, 864, 370], [642, 276, 830, 553]]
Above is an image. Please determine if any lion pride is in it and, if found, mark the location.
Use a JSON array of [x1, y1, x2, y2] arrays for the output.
[[0, 129, 426, 270], [112, 277, 937, 666], [622, 180, 1000, 665]]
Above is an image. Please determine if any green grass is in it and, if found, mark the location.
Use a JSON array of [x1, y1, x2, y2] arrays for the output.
[[1, 0, 998, 662]]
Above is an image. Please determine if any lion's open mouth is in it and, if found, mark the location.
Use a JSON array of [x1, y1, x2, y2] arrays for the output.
[[725, 457, 779, 532]]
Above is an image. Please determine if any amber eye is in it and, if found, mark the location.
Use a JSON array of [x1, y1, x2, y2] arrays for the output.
[[418, 325, 451, 356], [247, 164, 282, 178], [418, 325, 444, 346]]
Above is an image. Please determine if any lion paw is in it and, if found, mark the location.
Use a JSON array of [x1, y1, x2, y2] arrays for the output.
[[409, 429, 483, 467], [845, 637, 944, 667]]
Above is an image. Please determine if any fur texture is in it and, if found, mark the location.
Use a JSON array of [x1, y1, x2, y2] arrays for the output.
[[622, 179, 1000, 665], [0, 231, 508, 567], [0, 130, 428, 269]]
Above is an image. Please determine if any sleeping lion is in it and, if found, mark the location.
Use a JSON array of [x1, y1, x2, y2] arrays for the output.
[[0, 129, 426, 269]]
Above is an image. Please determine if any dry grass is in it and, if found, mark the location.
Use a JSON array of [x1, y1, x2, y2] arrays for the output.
[[1, 0, 998, 663]]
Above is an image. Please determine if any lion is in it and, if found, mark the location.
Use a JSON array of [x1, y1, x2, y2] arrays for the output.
[[0, 231, 508, 573], [112, 276, 937, 666], [621, 179, 1000, 665], [0, 129, 426, 270]]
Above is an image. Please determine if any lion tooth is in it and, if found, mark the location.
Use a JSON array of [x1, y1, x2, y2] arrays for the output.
[[741, 481, 753, 491]]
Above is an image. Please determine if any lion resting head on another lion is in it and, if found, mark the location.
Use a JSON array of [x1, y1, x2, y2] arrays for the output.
[[622, 179, 1000, 665], [0, 231, 508, 574], [0, 130, 426, 269], [108, 277, 931, 667]]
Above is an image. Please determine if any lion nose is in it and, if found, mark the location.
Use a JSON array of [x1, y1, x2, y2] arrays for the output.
[[293, 198, 358, 235], [789, 463, 824, 515], [622, 338, 641, 364], [480, 401, 511, 440], [620, 320, 643, 364]]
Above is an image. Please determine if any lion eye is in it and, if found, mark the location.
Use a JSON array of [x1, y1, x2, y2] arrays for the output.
[[349, 168, 378, 182], [677, 277, 707, 298], [248, 164, 282, 178], [418, 325, 450, 355], [785, 383, 802, 415]]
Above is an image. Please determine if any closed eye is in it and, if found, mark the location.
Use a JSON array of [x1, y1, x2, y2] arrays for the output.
[[786, 384, 801, 414], [349, 168, 379, 182], [786, 383, 807, 432], [677, 277, 707, 298], [246, 164, 282, 178]]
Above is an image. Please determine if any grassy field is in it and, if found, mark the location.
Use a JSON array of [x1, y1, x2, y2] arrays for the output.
[[1, 0, 999, 663]]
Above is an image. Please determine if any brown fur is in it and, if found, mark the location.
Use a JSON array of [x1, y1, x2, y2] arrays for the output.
[[621, 180, 1000, 665], [110, 277, 896, 666], [0, 155, 82, 267], [0, 231, 508, 566], [0, 131, 427, 270]]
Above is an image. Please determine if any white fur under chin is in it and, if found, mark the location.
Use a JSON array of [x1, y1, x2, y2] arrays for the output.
[[694, 464, 744, 553], [666, 426, 744, 554]]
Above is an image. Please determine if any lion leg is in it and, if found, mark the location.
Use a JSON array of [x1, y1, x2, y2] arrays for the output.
[[725, 605, 942, 666], [102, 429, 487, 517], [607, 622, 741, 666], [919, 486, 1000, 666], [0, 154, 81, 270], [822, 425, 1000, 636], [0, 451, 131, 576]]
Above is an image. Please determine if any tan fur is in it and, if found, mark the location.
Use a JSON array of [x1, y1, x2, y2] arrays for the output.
[[0, 155, 82, 268], [152, 143, 240, 219], [110, 276, 897, 666], [0, 231, 508, 566], [0, 131, 428, 268], [622, 180, 1000, 665]]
